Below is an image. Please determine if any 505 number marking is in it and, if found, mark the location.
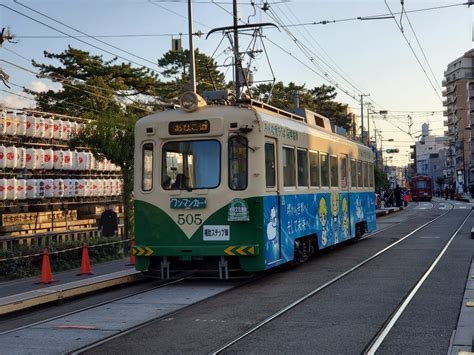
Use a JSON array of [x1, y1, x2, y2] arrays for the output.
[[177, 213, 202, 225]]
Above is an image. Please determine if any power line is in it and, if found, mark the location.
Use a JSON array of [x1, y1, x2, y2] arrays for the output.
[[148, 0, 212, 29], [384, 0, 443, 102], [1, 4, 163, 77]]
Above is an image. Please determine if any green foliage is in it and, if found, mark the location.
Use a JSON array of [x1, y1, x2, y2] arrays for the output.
[[28, 46, 163, 116], [0, 237, 123, 281], [374, 165, 389, 189], [70, 108, 136, 238], [251, 81, 352, 129], [157, 49, 226, 102]]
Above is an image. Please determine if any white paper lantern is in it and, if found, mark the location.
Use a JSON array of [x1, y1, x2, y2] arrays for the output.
[[0, 111, 6, 135], [26, 179, 36, 199], [5, 146, 17, 169], [16, 179, 26, 200], [35, 148, 44, 169], [43, 148, 54, 170], [5, 111, 17, 136], [43, 116, 54, 139], [16, 147, 26, 169], [77, 179, 87, 197], [53, 150, 63, 170], [25, 114, 37, 137], [36, 179, 45, 199], [61, 120, 69, 140], [53, 119, 63, 140], [25, 148, 37, 170], [44, 179, 54, 198], [16, 112, 27, 136], [35, 116, 45, 138], [70, 150, 78, 170], [62, 150, 73, 170], [0, 178, 7, 200], [63, 179, 72, 197], [53, 178, 64, 198], [0, 145, 6, 169], [6, 178, 17, 200]]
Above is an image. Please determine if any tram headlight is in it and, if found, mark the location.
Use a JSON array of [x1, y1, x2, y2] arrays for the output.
[[180, 92, 207, 112]]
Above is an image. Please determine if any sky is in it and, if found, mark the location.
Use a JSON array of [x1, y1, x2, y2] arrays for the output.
[[0, 0, 473, 166]]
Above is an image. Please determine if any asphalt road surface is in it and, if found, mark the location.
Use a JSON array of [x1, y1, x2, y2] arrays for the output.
[[79, 199, 473, 354]]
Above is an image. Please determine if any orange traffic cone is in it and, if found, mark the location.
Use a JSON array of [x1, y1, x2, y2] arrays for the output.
[[37, 248, 56, 284], [78, 243, 94, 276], [127, 240, 135, 266]]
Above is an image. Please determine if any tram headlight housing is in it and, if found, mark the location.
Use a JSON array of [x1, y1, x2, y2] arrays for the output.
[[180, 92, 207, 112]]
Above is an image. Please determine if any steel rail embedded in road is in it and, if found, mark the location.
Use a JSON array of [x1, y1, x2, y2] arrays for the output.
[[0, 278, 186, 336], [210, 200, 456, 354], [365, 209, 473, 354]]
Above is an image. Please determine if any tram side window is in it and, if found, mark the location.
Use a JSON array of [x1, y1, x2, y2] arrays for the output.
[[142, 143, 153, 191], [309, 151, 320, 187], [320, 153, 329, 187], [350, 159, 357, 188], [283, 146, 296, 187], [265, 142, 276, 188], [330, 155, 339, 188], [297, 149, 308, 187], [369, 163, 374, 187], [229, 135, 248, 190], [357, 160, 363, 187], [363, 161, 368, 188], [340, 155, 348, 189]]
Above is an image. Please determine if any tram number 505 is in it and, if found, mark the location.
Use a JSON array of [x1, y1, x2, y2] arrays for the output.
[[177, 214, 203, 226]]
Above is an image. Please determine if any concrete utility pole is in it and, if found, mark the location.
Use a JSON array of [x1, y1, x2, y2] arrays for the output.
[[360, 94, 370, 144], [233, 0, 241, 100], [187, 0, 196, 93]]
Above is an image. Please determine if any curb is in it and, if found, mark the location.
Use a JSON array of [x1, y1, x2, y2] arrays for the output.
[[376, 207, 402, 218], [0, 269, 142, 316]]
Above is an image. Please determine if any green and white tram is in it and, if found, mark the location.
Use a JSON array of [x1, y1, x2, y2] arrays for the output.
[[133, 92, 376, 277]]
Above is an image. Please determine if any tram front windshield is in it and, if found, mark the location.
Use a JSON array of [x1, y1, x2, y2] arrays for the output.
[[162, 140, 220, 190], [416, 180, 428, 189]]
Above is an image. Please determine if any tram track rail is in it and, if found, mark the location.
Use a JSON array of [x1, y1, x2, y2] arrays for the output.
[[211, 200, 464, 354]]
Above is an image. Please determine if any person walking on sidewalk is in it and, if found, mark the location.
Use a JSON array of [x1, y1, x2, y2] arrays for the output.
[[394, 184, 402, 207], [99, 204, 118, 237]]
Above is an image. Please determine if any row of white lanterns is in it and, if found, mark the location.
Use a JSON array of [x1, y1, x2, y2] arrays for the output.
[[0, 146, 120, 171], [0, 178, 123, 200], [1, 111, 86, 141]]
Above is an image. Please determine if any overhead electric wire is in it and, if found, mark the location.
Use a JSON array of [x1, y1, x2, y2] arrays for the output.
[[402, 5, 443, 93], [384, 0, 443, 102], [0, 4, 163, 77], [148, 0, 212, 29], [13, 0, 164, 74]]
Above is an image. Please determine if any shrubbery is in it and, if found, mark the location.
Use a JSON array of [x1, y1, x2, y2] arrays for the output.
[[0, 236, 124, 280]]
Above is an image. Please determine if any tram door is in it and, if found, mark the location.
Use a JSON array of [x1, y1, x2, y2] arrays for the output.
[[264, 139, 281, 264]]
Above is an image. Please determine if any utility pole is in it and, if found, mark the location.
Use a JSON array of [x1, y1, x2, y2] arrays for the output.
[[360, 94, 370, 144], [233, 0, 241, 100], [187, 0, 196, 93]]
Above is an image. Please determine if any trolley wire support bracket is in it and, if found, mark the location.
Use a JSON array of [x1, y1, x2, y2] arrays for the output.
[[218, 256, 229, 280], [160, 256, 170, 280]]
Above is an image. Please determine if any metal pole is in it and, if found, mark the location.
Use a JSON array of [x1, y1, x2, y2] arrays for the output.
[[233, 0, 241, 100], [188, 0, 196, 93], [367, 107, 370, 146]]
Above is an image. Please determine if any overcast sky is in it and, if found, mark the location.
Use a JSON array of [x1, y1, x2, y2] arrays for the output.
[[0, 0, 472, 166]]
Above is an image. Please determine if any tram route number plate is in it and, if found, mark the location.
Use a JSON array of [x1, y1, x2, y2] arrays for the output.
[[170, 197, 206, 209], [203, 225, 230, 241]]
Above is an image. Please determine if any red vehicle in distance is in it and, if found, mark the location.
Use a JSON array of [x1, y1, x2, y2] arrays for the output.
[[410, 175, 433, 201]]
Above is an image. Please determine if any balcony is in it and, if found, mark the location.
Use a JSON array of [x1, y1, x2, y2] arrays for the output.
[[442, 89, 447, 96], [470, 89, 474, 98], [443, 110, 448, 116], [442, 79, 447, 86]]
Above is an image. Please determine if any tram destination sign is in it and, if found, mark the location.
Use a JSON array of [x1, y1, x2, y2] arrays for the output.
[[264, 122, 298, 141], [170, 197, 207, 209], [169, 120, 210, 135]]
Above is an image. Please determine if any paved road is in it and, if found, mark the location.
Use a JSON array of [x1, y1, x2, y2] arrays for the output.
[[82, 198, 473, 354]]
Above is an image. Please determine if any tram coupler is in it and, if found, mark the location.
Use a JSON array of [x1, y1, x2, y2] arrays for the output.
[[161, 256, 170, 279], [218, 256, 229, 280]]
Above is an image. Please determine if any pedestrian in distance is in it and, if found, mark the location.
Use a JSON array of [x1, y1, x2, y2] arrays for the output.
[[394, 184, 402, 208], [98, 204, 118, 237]]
